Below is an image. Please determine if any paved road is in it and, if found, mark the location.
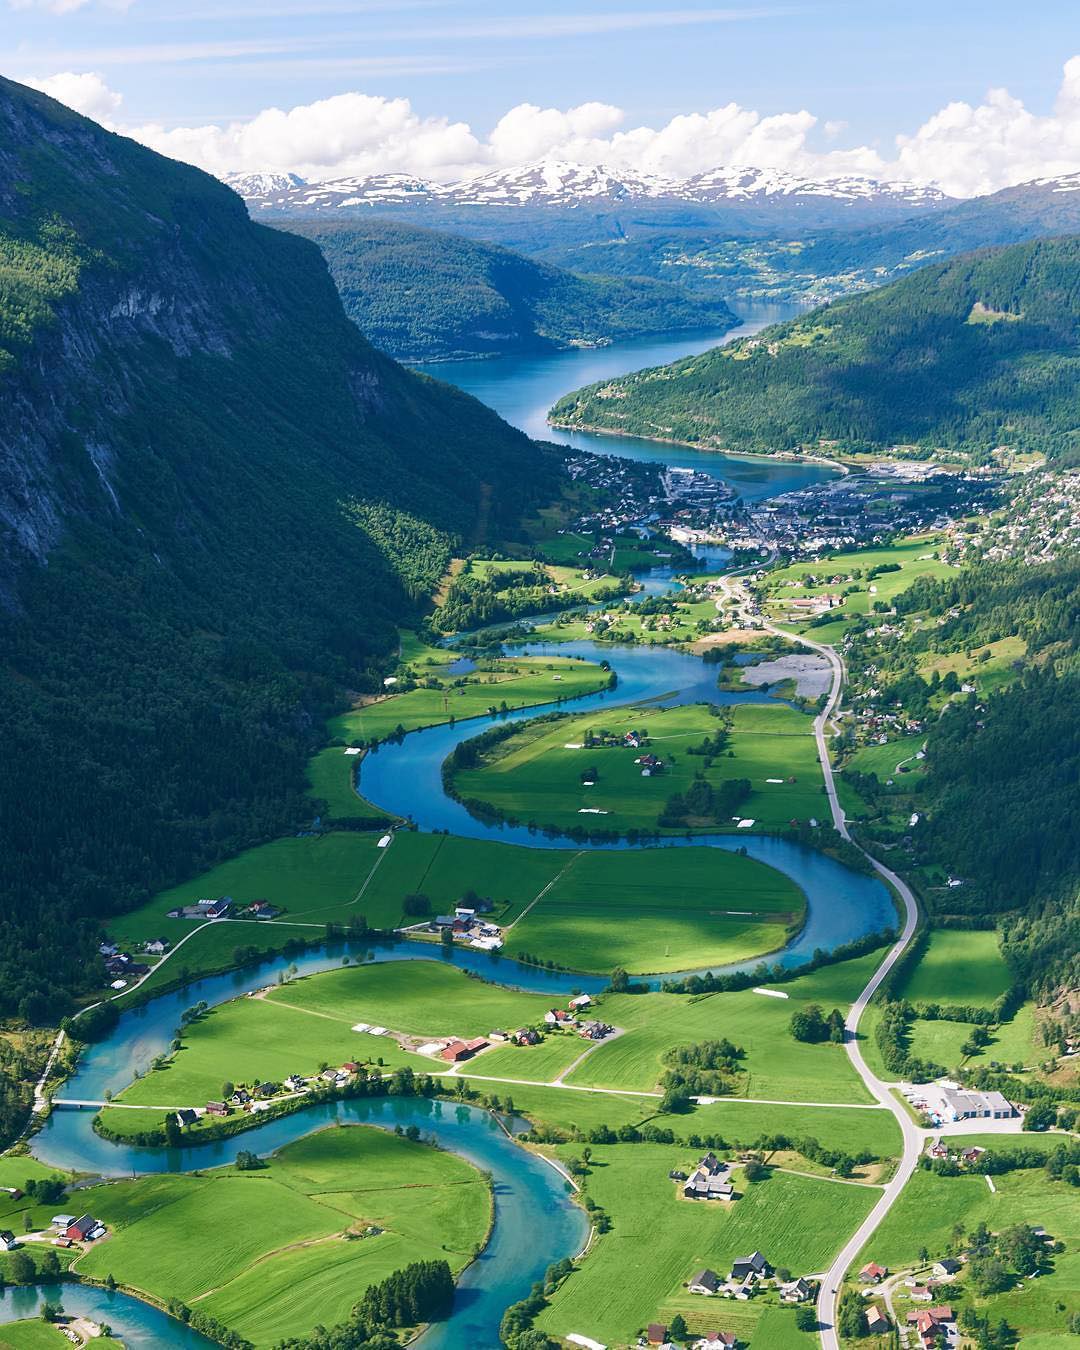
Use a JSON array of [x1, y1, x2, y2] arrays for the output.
[[729, 586, 924, 1349]]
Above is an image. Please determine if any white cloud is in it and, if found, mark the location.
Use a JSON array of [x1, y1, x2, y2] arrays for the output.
[[23, 71, 123, 121], [20, 56, 1080, 198]]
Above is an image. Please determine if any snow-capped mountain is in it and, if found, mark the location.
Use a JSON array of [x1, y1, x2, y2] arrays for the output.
[[679, 165, 948, 208], [223, 171, 305, 198], [226, 159, 952, 215]]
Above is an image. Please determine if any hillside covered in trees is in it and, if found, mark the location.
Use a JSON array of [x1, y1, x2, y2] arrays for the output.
[[551, 235, 1080, 465], [0, 78, 555, 1020], [277, 218, 737, 361]]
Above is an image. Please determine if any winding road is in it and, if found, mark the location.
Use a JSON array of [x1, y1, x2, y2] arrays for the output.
[[720, 571, 923, 1346]]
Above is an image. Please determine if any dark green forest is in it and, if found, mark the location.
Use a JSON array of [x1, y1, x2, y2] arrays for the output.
[[0, 77, 555, 1020], [277, 218, 737, 361], [552, 235, 1080, 464]]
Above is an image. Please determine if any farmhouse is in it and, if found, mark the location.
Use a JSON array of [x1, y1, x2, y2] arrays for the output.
[[545, 1009, 573, 1025], [0, 1231, 16, 1251], [864, 1306, 890, 1335], [933, 1258, 962, 1279], [515, 1028, 541, 1045], [859, 1262, 887, 1284], [689, 1268, 721, 1295], [205, 1100, 229, 1117], [145, 938, 169, 955], [440, 1037, 489, 1063], [730, 1252, 772, 1282], [684, 1169, 733, 1200], [569, 994, 593, 1009], [175, 1108, 198, 1127], [65, 1215, 103, 1242], [907, 1306, 955, 1348], [695, 1336, 737, 1350], [779, 1277, 814, 1304], [647, 1325, 668, 1346]]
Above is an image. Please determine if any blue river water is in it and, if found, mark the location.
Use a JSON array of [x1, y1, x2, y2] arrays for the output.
[[417, 302, 836, 502], [23, 316, 887, 1348]]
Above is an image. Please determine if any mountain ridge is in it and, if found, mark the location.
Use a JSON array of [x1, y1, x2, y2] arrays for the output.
[[0, 75, 554, 1017], [549, 233, 1080, 466]]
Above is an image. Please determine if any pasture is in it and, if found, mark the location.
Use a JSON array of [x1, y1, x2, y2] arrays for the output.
[[331, 652, 608, 744], [566, 952, 884, 1103], [0, 1323, 70, 1350], [451, 699, 823, 836], [897, 929, 1012, 1008], [537, 1144, 876, 1346], [267, 960, 554, 1040], [74, 1125, 489, 1348], [502, 846, 805, 974]]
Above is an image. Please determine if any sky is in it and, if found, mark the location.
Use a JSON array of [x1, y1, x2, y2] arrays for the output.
[[6, 0, 1080, 197]]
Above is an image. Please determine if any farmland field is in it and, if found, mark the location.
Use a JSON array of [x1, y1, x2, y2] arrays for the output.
[[502, 845, 806, 974], [450, 699, 824, 836], [266, 959, 555, 1040], [330, 651, 610, 744], [566, 951, 884, 1102], [0, 1323, 70, 1350], [73, 1125, 490, 1348], [537, 1143, 876, 1346], [897, 928, 1012, 1008]]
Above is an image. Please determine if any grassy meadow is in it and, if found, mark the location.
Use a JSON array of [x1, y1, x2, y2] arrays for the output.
[[502, 845, 806, 975], [537, 1143, 875, 1346], [73, 1125, 489, 1348], [451, 700, 824, 836]]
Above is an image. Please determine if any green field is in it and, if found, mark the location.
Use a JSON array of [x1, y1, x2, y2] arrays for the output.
[[267, 960, 556, 1040], [331, 651, 609, 745], [856, 1166, 1080, 1345], [105, 832, 589, 997], [898, 929, 1012, 1008], [503, 845, 805, 975], [73, 1125, 490, 1348], [0, 1323, 70, 1350], [537, 1143, 876, 1346], [564, 952, 883, 1103], [451, 700, 824, 836]]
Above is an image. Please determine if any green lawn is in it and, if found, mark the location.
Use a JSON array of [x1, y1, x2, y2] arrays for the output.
[[0, 1322, 70, 1350], [306, 747, 391, 820], [566, 953, 883, 1103], [330, 653, 609, 744], [73, 1125, 490, 1348], [502, 845, 805, 975], [856, 1166, 1080, 1345], [537, 1143, 876, 1346], [898, 929, 1012, 1008], [451, 700, 824, 837]]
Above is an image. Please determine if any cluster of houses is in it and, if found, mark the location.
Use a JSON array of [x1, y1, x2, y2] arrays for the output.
[[440, 1037, 489, 1063], [98, 943, 150, 988], [165, 896, 281, 921], [429, 902, 503, 951], [174, 1064, 366, 1127], [927, 1140, 987, 1167], [858, 1259, 964, 1340], [544, 995, 613, 1041], [684, 1251, 810, 1304]]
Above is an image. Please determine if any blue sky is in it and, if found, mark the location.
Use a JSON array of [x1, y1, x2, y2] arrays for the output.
[[8, 1, 1080, 195]]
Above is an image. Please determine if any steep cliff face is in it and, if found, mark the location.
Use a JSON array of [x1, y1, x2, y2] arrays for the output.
[[0, 77, 555, 1016]]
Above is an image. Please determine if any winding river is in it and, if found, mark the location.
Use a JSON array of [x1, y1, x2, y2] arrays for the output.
[[22, 315, 891, 1349]]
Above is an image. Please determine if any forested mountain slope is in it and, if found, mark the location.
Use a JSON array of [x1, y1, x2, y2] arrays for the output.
[[0, 77, 554, 1019], [274, 218, 737, 361], [551, 235, 1080, 465]]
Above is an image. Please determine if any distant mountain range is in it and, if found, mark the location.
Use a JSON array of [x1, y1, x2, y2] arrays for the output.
[[227, 159, 951, 220], [278, 217, 737, 362], [550, 233, 1080, 466]]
